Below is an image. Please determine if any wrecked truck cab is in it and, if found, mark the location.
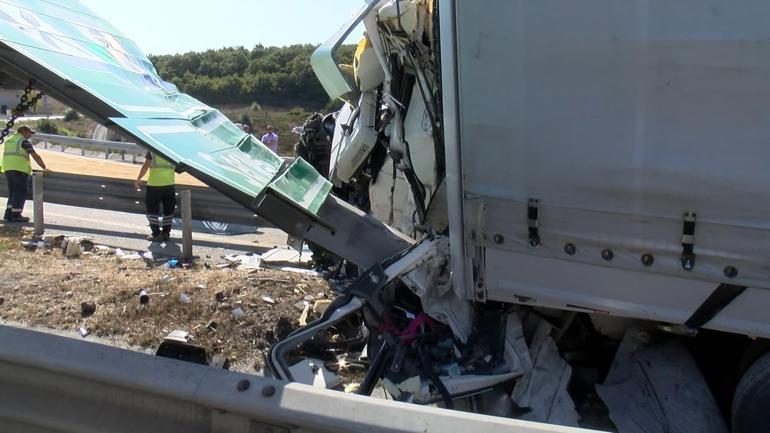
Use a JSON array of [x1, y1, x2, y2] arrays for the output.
[[281, 0, 770, 431]]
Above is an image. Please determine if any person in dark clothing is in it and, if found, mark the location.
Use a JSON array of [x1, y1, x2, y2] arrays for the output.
[[134, 151, 176, 242], [2, 125, 49, 222]]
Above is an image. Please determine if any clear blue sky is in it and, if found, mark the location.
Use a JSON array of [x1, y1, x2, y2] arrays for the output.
[[79, 0, 366, 55]]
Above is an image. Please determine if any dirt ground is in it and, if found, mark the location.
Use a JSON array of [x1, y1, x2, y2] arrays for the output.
[[0, 226, 332, 372]]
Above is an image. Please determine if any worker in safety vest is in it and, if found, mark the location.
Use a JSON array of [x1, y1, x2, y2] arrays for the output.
[[2, 125, 49, 222], [134, 151, 176, 242]]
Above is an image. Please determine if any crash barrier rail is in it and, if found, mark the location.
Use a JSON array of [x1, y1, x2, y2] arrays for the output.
[[35, 132, 143, 162], [0, 171, 264, 257], [0, 325, 592, 433]]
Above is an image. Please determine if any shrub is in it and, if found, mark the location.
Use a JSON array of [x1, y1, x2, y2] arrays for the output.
[[35, 118, 58, 134], [63, 109, 80, 122]]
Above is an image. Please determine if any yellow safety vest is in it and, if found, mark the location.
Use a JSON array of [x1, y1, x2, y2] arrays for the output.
[[2, 133, 32, 175], [147, 152, 175, 187]]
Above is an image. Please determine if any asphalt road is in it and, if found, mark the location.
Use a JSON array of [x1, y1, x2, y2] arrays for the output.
[[11, 201, 289, 260]]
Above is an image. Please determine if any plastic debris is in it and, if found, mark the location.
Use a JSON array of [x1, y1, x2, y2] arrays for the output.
[[288, 358, 342, 389], [165, 259, 179, 269], [206, 320, 218, 332], [224, 253, 261, 269], [80, 301, 96, 317], [196, 283, 207, 290], [179, 293, 191, 304], [165, 330, 189, 343], [77, 326, 89, 338], [231, 307, 245, 319], [64, 237, 83, 257], [298, 303, 310, 326], [313, 299, 332, 315], [42, 234, 65, 248], [138, 290, 149, 305], [261, 295, 275, 304]]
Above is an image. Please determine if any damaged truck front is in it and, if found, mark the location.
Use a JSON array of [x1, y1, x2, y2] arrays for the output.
[[272, 1, 770, 432]]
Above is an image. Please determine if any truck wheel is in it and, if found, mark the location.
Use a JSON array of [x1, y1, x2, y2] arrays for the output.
[[732, 351, 770, 433]]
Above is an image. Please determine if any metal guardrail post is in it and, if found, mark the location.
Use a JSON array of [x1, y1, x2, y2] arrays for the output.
[[181, 190, 192, 259], [32, 172, 44, 237]]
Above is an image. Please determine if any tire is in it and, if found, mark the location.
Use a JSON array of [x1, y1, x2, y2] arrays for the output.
[[732, 351, 770, 433]]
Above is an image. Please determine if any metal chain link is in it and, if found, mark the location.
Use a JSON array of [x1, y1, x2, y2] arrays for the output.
[[0, 78, 45, 145]]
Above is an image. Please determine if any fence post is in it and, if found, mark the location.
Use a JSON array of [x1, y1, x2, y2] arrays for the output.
[[181, 190, 192, 260], [80, 142, 84, 156], [32, 172, 44, 237]]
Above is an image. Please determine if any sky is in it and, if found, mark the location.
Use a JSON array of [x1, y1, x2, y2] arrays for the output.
[[79, 0, 366, 55]]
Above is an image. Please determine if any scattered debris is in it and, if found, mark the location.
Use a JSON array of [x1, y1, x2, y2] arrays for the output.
[[155, 330, 208, 365], [259, 247, 313, 265], [261, 296, 275, 304], [179, 293, 191, 304], [42, 234, 65, 248], [298, 303, 310, 326], [64, 239, 82, 257], [196, 283, 207, 290], [231, 307, 245, 319], [214, 291, 226, 303], [165, 259, 179, 269], [224, 253, 261, 269], [80, 301, 96, 317], [511, 320, 579, 427], [77, 326, 89, 338], [313, 299, 332, 315], [138, 290, 149, 305], [288, 358, 342, 389], [206, 320, 218, 332]]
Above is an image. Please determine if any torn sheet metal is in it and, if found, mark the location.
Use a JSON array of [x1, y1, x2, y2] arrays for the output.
[[400, 237, 473, 342], [511, 321, 580, 427], [596, 329, 729, 433]]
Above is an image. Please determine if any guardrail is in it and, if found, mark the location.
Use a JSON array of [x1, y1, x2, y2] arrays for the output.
[[35, 132, 143, 161], [0, 171, 261, 226], [0, 325, 590, 433]]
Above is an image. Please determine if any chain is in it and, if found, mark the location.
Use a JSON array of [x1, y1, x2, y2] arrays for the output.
[[0, 78, 45, 145]]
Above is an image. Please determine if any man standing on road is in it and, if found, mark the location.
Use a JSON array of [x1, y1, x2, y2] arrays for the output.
[[261, 125, 278, 154], [134, 151, 176, 242], [2, 125, 49, 222]]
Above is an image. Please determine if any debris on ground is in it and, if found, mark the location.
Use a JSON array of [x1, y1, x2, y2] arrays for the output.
[[0, 226, 333, 373], [288, 358, 342, 389], [231, 307, 245, 319], [80, 301, 96, 317], [261, 295, 275, 304], [511, 320, 580, 427]]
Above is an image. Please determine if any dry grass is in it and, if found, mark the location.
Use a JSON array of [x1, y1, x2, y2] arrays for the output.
[[0, 226, 331, 372]]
